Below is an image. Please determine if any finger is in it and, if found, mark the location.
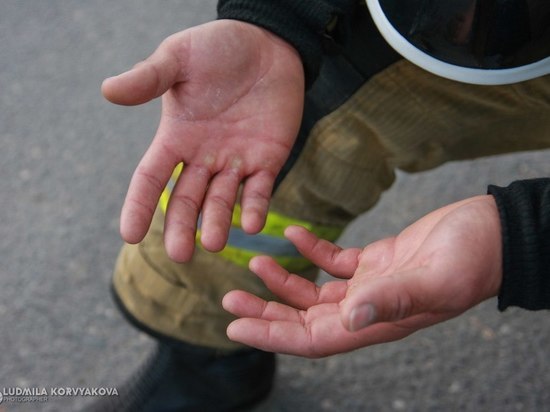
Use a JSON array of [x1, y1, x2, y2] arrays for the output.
[[226, 318, 313, 356], [341, 268, 430, 332], [200, 169, 241, 252], [249, 256, 347, 310], [226, 312, 365, 358], [222, 290, 303, 323], [102, 38, 183, 106], [284, 226, 361, 278], [163, 164, 211, 262], [120, 145, 178, 244], [239, 170, 275, 234]]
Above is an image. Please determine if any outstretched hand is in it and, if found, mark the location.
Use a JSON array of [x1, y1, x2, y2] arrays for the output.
[[103, 20, 305, 261], [223, 195, 503, 357]]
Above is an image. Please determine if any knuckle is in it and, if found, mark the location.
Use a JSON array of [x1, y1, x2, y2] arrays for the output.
[[391, 286, 414, 321], [207, 194, 234, 212], [135, 166, 166, 192], [126, 197, 155, 217], [169, 193, 201, 214]]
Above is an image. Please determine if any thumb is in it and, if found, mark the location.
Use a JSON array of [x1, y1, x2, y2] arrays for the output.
[[341, 269, 429, 332], [101, 43, 182, 106]]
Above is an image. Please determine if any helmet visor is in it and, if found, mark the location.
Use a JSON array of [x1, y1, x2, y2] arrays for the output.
[[368, 0, 550, 83]]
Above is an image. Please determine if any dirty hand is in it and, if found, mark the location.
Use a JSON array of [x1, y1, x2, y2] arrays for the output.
[[223, 195, 502, 357], [102, 20, 304, 261]]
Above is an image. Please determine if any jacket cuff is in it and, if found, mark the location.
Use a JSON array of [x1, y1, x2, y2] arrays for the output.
[[488, 178, 550, 311]]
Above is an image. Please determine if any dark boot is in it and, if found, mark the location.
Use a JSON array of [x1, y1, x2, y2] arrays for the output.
[[84, 286, 276, 411], [84, 340, 275, 412]]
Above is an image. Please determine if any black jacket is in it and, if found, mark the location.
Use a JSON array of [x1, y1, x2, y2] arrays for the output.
[[489, 179, 550, 311]]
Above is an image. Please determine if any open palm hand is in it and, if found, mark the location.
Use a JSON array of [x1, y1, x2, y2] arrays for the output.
[[103, 20, 305, 261], [223, 196, 503, 357]]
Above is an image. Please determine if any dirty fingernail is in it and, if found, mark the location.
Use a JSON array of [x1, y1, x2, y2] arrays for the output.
[[349, 303, 377, 332]]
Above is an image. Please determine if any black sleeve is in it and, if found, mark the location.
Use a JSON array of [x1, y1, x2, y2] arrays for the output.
[[217, 0, 358, 87], [487, 178, 550, 311]]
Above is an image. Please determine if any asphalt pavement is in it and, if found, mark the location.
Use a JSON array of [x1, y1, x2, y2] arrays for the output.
[[1, 1, 549, 411]]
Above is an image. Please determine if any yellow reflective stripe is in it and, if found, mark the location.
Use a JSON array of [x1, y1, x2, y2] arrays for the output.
[[160, 163, 184, 214], [159, 190, 170, 215]]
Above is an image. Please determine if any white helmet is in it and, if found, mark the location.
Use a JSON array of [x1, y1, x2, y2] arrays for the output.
[[366, 0, 550, 84]]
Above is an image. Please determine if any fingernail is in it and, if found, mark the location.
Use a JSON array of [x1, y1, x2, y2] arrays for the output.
[[349, 304, 377, 332]]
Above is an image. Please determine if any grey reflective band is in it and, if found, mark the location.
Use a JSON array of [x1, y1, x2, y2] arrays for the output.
[[225, 226, 302, 257]]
